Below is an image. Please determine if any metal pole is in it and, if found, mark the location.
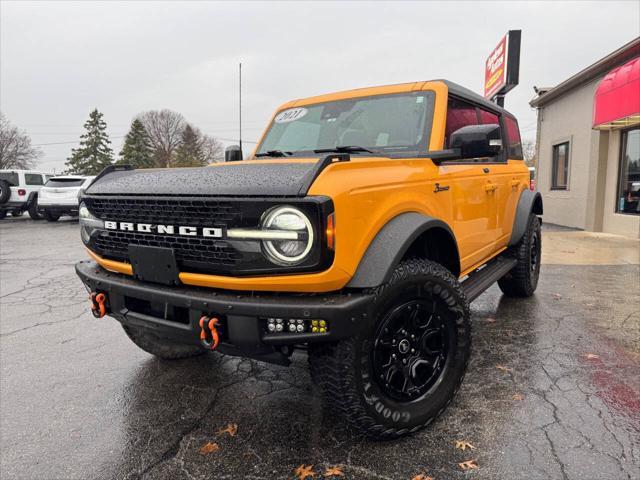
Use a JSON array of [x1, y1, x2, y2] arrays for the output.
[[239, 62, 243, 153]]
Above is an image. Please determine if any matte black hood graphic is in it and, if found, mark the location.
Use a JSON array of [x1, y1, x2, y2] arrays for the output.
[[85, 161, 320, 197]]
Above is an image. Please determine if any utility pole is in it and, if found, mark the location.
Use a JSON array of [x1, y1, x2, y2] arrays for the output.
[[239, 62, 243, 153]]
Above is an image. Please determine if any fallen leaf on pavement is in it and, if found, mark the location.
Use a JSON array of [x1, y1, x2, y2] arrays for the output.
[[198, 442, 219, 455], [411, 474, 434, 480], [512, 393, 524, 401], [496, 364, 512, 373], [324, 465, 344, 477], [584, 353, 600, 360], [217, 423, 238, 436], [295, 465, 316, 480], [552, 293, 562, 300], [455, 440, 476, 451], [458, 459, 478, 470]]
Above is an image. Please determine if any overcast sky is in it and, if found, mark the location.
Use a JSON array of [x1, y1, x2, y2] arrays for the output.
[[1, 0, 639, 173]]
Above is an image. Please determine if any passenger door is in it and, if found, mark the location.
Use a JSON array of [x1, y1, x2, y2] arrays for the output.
[[439, 98, 498, 272], [477, 108, 512, 247]]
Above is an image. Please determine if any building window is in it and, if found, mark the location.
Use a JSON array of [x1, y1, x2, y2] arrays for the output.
[[551, 142, 569, 190], [617, 127, 640, 215]]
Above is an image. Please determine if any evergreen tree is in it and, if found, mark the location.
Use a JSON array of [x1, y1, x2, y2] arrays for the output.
[[174, 124, 206, 167], [65, 109, 114, 175], [118, 119, 154, 168]]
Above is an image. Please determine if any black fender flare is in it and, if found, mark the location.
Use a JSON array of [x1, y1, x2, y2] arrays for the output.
[[346, 212, 460, 289], [509, 189, 543, 246], [27, 191, 38, 207]]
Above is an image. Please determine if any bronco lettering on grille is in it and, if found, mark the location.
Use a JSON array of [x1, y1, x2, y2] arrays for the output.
[[104, 221, 223, 238]]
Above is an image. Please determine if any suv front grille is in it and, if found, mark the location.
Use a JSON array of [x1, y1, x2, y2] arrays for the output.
[[87, 197, 241, 225], [84, 197, 245, 274]]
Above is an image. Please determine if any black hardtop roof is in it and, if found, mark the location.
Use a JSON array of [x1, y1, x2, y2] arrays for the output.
[[436, 79, 516, 118]]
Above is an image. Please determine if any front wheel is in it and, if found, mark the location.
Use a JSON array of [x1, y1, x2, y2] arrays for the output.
[[498, 213, 541, 297], [122, 325, 207, 360], [309, 259, 471, 439]]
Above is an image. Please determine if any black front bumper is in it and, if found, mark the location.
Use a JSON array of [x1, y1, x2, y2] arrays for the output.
[[75, 261, 372, 365]]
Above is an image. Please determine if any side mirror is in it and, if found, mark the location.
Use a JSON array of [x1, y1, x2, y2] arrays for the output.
[[449, 124, 502, 159], [225, 145, 243, 162]]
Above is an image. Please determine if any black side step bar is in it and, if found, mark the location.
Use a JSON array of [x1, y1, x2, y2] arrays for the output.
[[461, 256, 517, 302]]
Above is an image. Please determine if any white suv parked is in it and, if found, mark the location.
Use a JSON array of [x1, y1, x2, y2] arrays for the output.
[[0, 170, 53, 220], [38, 175, 95, 221]]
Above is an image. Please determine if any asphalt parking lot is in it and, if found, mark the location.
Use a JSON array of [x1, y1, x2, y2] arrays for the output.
[[1, 217, 638, 480]]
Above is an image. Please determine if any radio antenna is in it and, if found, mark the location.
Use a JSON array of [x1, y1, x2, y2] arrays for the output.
[[239, 62, 243, 153]]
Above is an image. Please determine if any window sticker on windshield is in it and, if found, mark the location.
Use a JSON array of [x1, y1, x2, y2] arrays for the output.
[[416, 96, 424, 103], [274, 108, 308, 124]]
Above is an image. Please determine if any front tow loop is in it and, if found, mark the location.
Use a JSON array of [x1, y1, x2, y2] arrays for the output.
[[199, 316, 220, 350], [89, 292, 108, 318]]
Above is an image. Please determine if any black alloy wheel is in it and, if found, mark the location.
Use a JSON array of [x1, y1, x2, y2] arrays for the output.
[[372, 299, 450, 402]]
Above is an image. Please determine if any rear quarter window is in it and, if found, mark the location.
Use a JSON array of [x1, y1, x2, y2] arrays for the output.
[[24, 173, 44, 186], [504, 116, 524, 159]]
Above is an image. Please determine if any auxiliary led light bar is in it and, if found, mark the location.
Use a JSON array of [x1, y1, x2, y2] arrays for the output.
[[265, 318, 329, 334]]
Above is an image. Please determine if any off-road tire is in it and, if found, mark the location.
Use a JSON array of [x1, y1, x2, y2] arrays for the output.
[[44, 211, 61, 222], [0, 180, 10, 204], [498, 213, 541, 297], [308, 258, 471, 440], [0, 210, 6, 220], [11, 210, 23, 217], [122, 325, 207, 360], [28, 198, 42, 220]]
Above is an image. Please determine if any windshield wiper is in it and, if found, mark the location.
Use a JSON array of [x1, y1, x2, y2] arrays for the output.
[[255, 150, 292, 158], [314, 145, 378, 154]]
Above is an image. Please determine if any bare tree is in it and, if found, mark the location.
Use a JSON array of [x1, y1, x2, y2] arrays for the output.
[[201, 134, 224, 164], [138, 109, 186, 168], [0, 113, 42, 169], [522, 139, 536, 167]]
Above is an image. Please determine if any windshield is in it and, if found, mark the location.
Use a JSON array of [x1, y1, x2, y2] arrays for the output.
[[45, 178, 85, 188], [256, 91, 434, 156]]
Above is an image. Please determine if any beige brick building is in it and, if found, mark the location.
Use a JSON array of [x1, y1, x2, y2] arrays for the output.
[[530, 38, 639, 238]]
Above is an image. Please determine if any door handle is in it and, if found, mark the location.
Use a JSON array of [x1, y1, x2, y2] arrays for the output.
[[511, 179, 521, 188], [484, 183, 497, 193]]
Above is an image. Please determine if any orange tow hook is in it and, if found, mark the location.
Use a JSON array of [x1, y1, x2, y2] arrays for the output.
[[89, 292, 108, 318], [199, 316, 220, 350]]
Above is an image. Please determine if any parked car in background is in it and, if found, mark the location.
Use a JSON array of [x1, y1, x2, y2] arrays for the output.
[[0, 170, 53, 220], [38, 175, 95, 221]]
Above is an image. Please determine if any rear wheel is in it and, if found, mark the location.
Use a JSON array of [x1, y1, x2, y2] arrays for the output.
[[309, 259, 471, 439], [28, 198, 42, 220], [44, 210, 61, 222], [122, 325, 207, 360], [498, 213, 541, 297]]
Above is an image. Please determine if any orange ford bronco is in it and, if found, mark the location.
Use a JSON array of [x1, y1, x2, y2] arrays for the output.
[[76, 80, 543, 439]]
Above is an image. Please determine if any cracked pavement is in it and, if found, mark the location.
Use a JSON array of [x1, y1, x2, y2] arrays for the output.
[[1, 218, 639, 480]]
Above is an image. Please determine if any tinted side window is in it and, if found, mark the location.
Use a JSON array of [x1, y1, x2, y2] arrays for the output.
[[504, 116, 523, 159], [25, 174, 44, 186], [445, 98, 478, 148]]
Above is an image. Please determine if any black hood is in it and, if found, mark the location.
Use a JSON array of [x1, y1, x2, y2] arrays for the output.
[[84, 161, 321, 197]]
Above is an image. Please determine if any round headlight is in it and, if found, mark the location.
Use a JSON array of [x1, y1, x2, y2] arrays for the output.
[[261, 206, 314, 265]]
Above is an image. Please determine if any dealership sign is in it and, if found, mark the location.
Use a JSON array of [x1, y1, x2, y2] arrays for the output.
[[484, 30, 521, 101]]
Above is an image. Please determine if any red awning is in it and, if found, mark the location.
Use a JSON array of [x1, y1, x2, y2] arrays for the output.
[[593, 56, 640, 129]]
